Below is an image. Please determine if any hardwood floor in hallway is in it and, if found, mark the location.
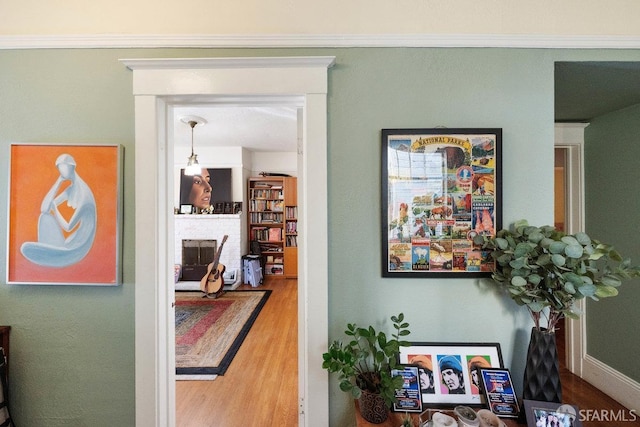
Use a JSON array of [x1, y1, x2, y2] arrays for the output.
[[176, 277, 298, 426]]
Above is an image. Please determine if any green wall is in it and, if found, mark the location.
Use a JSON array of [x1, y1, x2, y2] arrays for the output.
[[0, 47, 639, 426], [584, 104, 640, 381]]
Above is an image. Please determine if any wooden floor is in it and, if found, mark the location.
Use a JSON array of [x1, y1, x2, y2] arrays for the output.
[[176, 276, 298, 427], [177, 280, 638, 427]]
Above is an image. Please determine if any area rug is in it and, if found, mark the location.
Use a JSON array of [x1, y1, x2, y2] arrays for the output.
[[175, 290, 271, 379]]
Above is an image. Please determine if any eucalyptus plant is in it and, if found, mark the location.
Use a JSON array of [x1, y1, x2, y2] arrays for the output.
[[473, 220, 640, 333], [322, 313, 410, 408]]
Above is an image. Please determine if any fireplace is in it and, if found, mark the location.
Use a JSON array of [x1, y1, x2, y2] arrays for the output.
[[174, 214, 243, 284], [181, 239, 216, 281]]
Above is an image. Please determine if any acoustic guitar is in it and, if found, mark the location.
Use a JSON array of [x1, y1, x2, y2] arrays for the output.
[[200, 235, 228, 299]]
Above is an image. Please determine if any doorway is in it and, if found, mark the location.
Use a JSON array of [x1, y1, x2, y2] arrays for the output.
[[172, 104, 300, 423], [124, 56, 335, 427]]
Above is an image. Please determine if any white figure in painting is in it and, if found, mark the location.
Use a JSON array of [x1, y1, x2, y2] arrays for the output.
[[21, 154, 97, 267]]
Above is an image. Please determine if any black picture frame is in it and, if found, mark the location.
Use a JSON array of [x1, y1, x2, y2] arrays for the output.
[[398, 342, 503, 407], [391, 365, 423, 413], [523, 400, 582, 427], [381, 128, 502, 277], [478, 368, 520, 418]]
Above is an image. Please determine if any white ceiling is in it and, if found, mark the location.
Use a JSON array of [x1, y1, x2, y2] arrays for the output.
[[173, 105, 298, 152]]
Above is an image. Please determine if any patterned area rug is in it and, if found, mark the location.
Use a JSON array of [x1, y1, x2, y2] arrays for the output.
[[175, 290, 271, 378]]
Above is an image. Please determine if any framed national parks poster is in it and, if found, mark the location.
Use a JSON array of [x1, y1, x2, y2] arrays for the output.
[[382, 128, 502, 278]]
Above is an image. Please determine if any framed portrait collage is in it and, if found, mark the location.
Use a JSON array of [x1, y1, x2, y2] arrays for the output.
[[398, 342, 503, 407], [382, 128, 502, 277]]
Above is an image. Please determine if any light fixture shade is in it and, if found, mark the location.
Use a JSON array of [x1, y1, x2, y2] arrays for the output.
[[180, 115, 207, 176], [184, 153, 201, 176]]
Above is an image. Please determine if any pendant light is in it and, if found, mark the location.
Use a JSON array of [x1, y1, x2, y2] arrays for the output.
[[180, 115, 207, 176]]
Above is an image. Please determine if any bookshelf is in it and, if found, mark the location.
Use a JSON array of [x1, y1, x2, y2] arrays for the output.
[[248, 176, 297, 278]]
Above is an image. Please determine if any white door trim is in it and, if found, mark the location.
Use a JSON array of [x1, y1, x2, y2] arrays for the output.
[[555, 123, 640, 412], [123, 56, 335, 427], [554, 123, 587, 375]]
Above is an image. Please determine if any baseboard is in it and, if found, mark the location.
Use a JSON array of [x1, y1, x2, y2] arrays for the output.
[[582, 354, 640, 412]]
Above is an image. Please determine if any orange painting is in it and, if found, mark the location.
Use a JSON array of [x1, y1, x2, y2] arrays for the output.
[[7, 144, 122, 285]]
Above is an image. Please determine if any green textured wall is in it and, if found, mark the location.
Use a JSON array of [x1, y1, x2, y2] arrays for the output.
[[0, 47, 639, 426], [584, 104, 640, 381], [0, 50, 137, 426]]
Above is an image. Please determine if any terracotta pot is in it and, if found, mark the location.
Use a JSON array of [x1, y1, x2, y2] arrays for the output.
[[358, 389, 388, 424], [523, 327, 562, 402]]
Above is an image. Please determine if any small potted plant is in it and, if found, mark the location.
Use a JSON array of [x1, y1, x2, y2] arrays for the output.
[[322, 313, 411, 424], [400, 412, 415, 427], [474, 219, 640, 402]]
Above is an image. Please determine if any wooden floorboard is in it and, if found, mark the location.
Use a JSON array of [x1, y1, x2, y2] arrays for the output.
[[176, 276, 298, 427]]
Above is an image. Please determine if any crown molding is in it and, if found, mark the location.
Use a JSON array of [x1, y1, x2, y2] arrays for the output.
[[2, 33, 640, 49]]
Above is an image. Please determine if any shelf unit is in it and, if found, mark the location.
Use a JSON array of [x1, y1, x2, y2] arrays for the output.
[[248, 176, 297, 278], [283, 177, 298, 278]]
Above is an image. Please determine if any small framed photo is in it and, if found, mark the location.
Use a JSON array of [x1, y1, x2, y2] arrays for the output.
[[233, 202, 243, 214], [398, 342, 503, 407], [223, 202, 233, 214], [478, 368, 519, 418], [391, 365, 423, 413], [214, 202, 224, 213], [180, 204, 194, 214], [523, 400, 582, 427]]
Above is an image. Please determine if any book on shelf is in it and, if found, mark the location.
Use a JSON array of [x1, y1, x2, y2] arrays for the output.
[[286, 221, 297, 233], [286, 206, 298, 218], [268, 227, 282, 242], [259, 243, 282, 252]]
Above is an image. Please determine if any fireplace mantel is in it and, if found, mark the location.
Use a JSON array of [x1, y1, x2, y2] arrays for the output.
[[174, 214, 243, 287]]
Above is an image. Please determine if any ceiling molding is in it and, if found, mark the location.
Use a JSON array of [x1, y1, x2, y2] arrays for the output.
[[3, 33, 640, 49]]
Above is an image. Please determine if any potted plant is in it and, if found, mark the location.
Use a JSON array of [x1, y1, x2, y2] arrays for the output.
[[322, 313, 411, 424], [473, 219, 640, 402], [400, 412, 415, 427]]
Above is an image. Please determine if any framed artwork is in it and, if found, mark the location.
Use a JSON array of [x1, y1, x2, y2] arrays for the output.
[[398, 342, 503, 407], [391, 365, 423, 413], [381, 128, 502, 277], [523, 400, 582, 427], [179, 167, 231, 211], [478, 368, 520, 418], [7, 143, 123, 285]]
